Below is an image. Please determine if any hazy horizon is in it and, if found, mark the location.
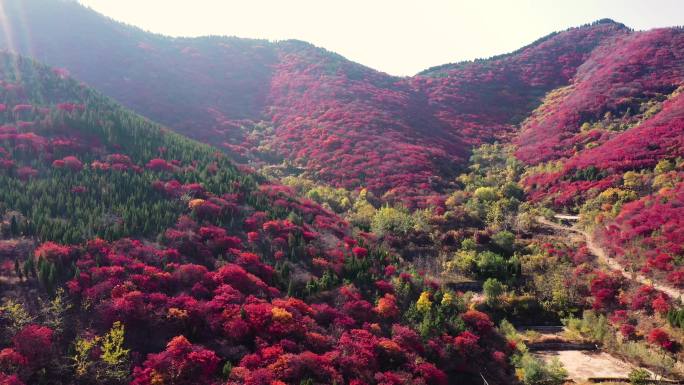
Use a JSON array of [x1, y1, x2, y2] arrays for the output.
[[76, 0, 683, 76]]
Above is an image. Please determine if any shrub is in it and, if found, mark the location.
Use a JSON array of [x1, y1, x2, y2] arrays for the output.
[[647, 328, 675, 352], [473, 187, 499, 202], [483, 278, 505, 306], [491, 231, 515, 253], [375, 294, 399, 319], [416, 292, 432, 313], [628, 368, 651, 385], [371, 207, 414, 236], [517, 354, 567, 385], [475, 251, 508, 280], [12, 325, 53, 366], [131, 336, 219, 385]]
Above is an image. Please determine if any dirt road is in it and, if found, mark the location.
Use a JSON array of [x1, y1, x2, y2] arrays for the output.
[[536, 216, 683, 300]]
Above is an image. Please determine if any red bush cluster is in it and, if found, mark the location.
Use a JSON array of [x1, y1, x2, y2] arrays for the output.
[[596, 182, 684, 285], [55, 229, 507, 384]]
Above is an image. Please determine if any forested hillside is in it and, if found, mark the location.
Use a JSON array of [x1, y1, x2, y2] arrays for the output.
[[517, 27, 684, 288], [0, 0, 629, 207], [0, 52, 517, 385], [0, 0, 684, 383]]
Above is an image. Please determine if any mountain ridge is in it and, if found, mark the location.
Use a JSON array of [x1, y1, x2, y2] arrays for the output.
[[0, 0, 635, 207], [418, 18, 630, 76]]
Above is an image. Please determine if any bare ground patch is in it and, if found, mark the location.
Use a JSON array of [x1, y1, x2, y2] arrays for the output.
[[535, 350, 648, 381]]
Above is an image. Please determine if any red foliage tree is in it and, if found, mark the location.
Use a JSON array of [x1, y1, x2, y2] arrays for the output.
[[12, 325, 53, 366], [374, 294, 399, 319], [352, 247, 368, 258], [145, 158, 174, 172], [131, 336, 219, 385], [461, 310, 493, 334], [34, 242, 72, 265], [647, 328, 676, 352], [61, 156, 83, 171]]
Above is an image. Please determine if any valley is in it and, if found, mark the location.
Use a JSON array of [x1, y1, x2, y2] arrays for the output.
[[0, 1, 681, 384]]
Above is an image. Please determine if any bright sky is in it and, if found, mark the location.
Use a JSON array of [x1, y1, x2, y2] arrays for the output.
[[77, 0, 683, 76]]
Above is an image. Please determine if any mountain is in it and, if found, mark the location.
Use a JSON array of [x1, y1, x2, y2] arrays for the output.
[[2, 0, 684, 382], [517, 27, 684, 288], [0, 0, 629, 207], [519, 27, 684, 202], [0, 51, 514, 384]]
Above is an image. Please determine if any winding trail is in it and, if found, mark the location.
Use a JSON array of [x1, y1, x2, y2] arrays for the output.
[[536, 216, 683, 300]]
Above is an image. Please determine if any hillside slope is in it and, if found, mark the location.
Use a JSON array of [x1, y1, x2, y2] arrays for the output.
[[0, 0, 630, 206], [517, 27, 684, 292], [0, 52, 515, 385]]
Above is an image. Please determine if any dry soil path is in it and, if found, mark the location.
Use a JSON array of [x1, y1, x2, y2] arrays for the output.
[[536, 216, 683, 300]]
